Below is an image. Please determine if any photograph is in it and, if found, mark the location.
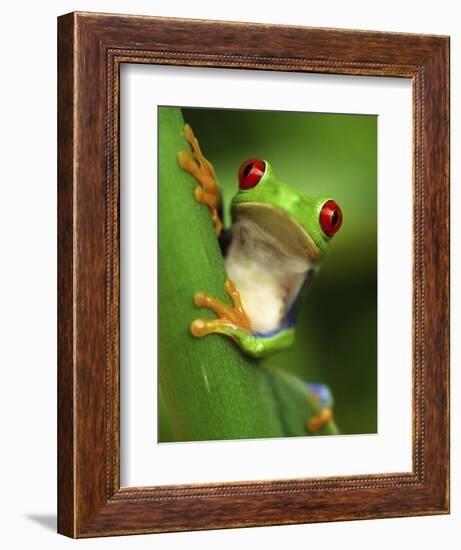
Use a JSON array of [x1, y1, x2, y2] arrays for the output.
[[158, 106, 378, 443]]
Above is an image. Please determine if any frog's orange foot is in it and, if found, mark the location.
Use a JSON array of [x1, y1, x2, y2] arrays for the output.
[[306, 408, 334, 434], [191, 279, 252, 337], [178, 124, 223, 237]]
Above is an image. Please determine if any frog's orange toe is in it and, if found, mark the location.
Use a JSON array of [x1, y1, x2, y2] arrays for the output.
[[194, 186, 204, 202], [191, 319, 206, 337], [194, 292, 207, 307]]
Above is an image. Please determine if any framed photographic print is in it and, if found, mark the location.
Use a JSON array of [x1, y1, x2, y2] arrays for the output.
[[58, 12, 450, 537]]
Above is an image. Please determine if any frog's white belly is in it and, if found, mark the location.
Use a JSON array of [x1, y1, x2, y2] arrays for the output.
[[224, 218, 313, 334], [225, 258, 286, 334]]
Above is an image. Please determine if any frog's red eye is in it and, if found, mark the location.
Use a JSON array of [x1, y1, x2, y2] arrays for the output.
[[238, 159, 265, 190], [320, 200, 343, 237]]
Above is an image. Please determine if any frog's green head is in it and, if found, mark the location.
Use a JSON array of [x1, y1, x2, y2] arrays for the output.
[[231, 159, 343, 262]]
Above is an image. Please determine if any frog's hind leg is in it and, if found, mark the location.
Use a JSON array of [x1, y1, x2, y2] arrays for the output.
[[304, 382, 335, 434], [306, 408, 334, 433], [178, 123, 223, 236]]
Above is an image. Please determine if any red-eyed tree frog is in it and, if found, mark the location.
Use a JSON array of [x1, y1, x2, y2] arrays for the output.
[[178, 123, 342, 360]]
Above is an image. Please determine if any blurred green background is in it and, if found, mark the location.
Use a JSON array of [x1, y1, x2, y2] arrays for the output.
[[160, 106, 377, 437]]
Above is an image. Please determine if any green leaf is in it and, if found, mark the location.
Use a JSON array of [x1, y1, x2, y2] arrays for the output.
[[158, 107, 338, 442]]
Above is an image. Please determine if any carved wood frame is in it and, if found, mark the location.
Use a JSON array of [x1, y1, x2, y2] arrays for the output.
[[58, 12, 450, 537]]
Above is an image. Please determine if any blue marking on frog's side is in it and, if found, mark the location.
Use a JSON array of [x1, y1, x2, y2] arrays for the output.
[[306, 382, 334, 408]]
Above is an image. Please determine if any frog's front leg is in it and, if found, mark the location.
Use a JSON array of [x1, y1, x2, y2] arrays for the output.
[[190, 279, 263, 358], [191, 280, 294, 359], [178, 123, 223, 237]]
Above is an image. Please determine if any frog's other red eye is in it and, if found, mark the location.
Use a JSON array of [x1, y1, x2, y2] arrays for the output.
[[238, 159, 265, 190], [320, 200, 343, 237]]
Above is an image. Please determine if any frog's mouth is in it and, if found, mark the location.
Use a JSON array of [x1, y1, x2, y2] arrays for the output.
[[232, 202, 321, 262]]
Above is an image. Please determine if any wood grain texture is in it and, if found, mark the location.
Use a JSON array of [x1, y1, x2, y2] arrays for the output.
[[57, 12, 75, 538], [57, 11, 450, 538]]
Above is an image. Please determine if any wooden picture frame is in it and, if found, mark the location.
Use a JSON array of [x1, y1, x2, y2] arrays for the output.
[[57, 12, 450, 537]]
